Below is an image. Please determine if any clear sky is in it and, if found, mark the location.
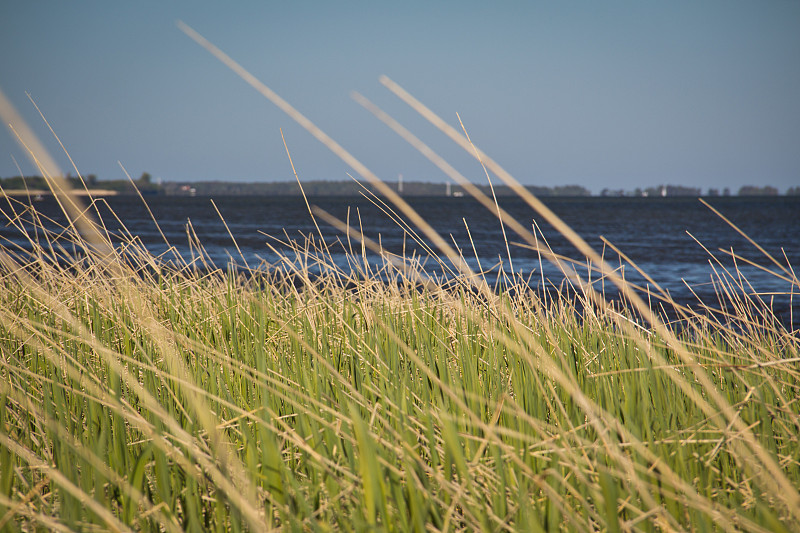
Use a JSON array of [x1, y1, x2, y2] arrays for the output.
[[1, 0, 799, 193]]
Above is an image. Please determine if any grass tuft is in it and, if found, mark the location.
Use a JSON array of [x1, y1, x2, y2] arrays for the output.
[[0, 27, 798, 530]]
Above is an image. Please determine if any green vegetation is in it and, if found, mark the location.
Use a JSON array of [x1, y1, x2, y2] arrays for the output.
[[1, 27, 798, 528], [0, 179, 798, 531]]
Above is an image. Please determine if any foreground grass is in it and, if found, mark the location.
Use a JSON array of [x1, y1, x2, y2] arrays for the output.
[[1, 31, 798, 528], [0, 197, 798, 532]]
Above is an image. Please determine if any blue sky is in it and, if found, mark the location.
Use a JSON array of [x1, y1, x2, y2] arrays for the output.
[[1, 0, 799, 193]]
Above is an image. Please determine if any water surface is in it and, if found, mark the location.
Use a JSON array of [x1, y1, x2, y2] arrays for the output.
[[3, 194, 798, 328]]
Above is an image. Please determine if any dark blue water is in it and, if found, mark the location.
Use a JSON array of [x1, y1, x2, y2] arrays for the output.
[[2, 194, 799, 329]]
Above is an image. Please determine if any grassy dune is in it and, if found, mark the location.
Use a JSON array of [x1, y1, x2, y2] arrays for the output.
[[1, 24, 799, 532], [0, 183, 798, 532]]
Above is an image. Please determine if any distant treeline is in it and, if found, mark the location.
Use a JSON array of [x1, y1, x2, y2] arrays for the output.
[[602, 184, 800, 197], [160, 180, 592, 197], [0, 176, 591, 197], [2, 174, 798, 197], [0, 173, 159, 194]]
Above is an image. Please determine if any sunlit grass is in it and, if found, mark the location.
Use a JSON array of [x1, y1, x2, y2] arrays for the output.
[[0, 184, 798, 531], [1, 24, 799, 530]]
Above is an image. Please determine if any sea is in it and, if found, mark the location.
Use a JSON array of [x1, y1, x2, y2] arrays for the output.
[[3, 194, 799, 330]]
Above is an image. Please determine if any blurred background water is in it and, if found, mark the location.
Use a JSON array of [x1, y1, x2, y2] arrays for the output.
[[3, 194, 798, 329]]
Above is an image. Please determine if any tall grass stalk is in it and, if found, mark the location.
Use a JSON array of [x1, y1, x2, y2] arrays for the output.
[[0, 25, 798, 531]]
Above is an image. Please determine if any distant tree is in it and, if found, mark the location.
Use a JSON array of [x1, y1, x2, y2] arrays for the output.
[[738, 185, 778, 196], [723, 187, 731, 196], [0, 175, 53, 190], [24, 176, 48, 189], [552, 185, 591, 196], [1, 176, 25, 189], [139, 172, 152, 185], [665, 185, 701, 196], [87, 174, 98, 187], [785, 186, 800, 196], [600, 188, 625, 197], [706, 188, 719, 196]]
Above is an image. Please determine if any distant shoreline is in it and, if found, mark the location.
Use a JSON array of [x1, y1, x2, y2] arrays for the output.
[[1, 178, 798, 198], [0, 189, 120, 197]]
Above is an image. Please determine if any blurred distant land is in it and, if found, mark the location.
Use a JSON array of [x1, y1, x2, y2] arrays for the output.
[[1, 173, 797, 198]]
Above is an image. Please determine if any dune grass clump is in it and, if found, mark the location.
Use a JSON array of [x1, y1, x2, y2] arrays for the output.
[[2, 23, 800, 530], [0, 184, 798, 532]]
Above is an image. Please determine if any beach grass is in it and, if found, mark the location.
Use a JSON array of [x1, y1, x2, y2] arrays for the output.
[[1, 24, 799, 531], [0, 181, 798, 532]]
